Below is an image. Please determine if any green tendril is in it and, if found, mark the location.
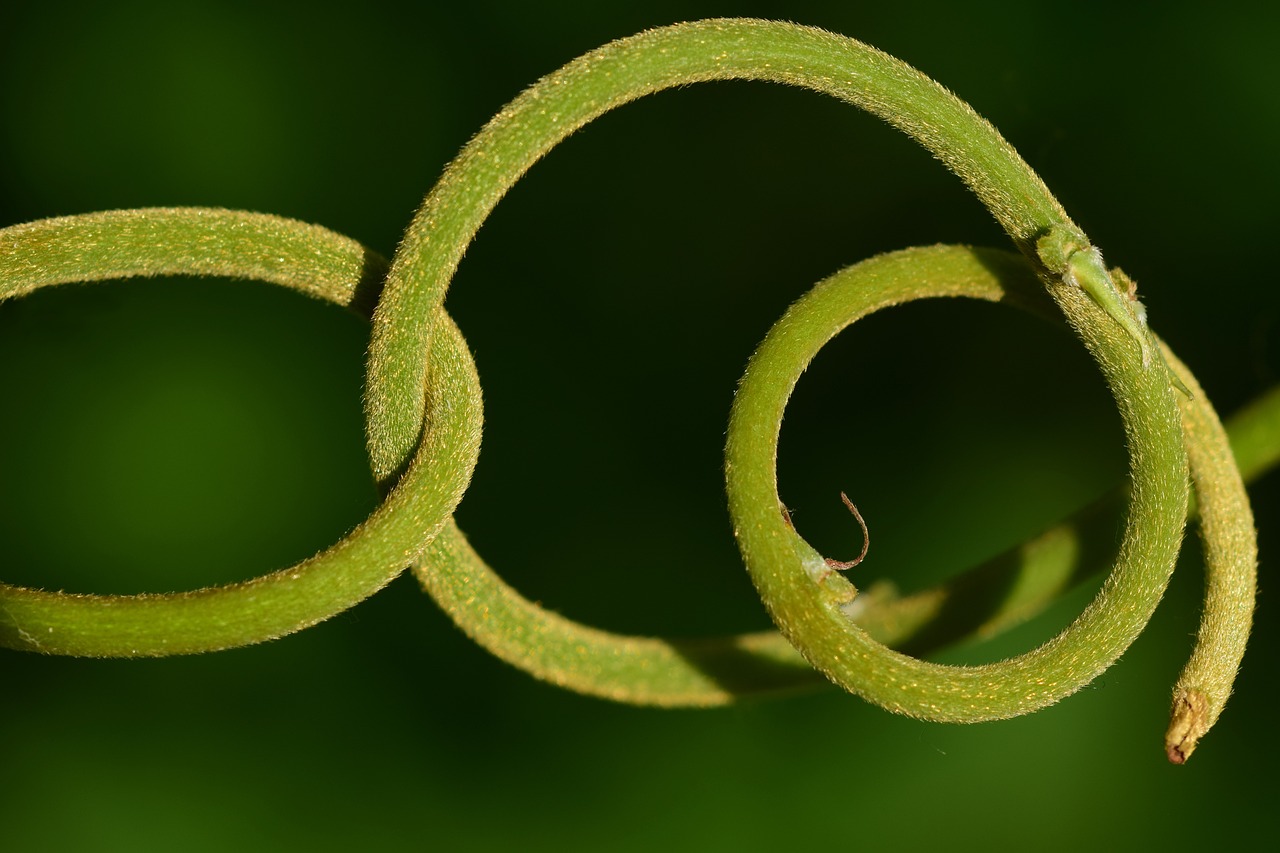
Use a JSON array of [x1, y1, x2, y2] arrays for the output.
[[0, 209, 482, 655], [1161, 346, 1256, 763], [0, 19, 1262, 762], [723, 244, 1249, 731], [365, 18, 1078, 483], [362, 18, 1190, 734]]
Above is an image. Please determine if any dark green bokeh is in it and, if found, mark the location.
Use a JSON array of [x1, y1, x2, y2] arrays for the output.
[[2, 1, 1277, 849]]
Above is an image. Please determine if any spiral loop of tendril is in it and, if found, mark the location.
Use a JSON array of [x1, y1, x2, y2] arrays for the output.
[[0, 20, 1259, 762]]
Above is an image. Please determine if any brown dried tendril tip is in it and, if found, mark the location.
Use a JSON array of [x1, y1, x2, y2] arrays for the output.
[[1165, 689, 1211, 765], [825, 492, 869, 571]]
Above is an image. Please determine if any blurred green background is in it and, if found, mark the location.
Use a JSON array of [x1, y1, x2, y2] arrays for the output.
[[2, 1, 1277, 849]]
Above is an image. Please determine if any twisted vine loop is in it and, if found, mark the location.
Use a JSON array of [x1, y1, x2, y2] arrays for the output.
[[0, 19, 1258, 762], [0, 209, 483, 654]]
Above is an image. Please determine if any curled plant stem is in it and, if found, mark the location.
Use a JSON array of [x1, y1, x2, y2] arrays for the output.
[[0, 218, 1265, 756], [725, 245, 1190, 722], [357, 19, 1241, 738], [725, 247, 1253, 753], [0, 209, 483, 656], [365, 18, 1080, 484], [1161, 346, 1256, 763], [409, 244, 1254, 742], [0, 20, 1260, 761]]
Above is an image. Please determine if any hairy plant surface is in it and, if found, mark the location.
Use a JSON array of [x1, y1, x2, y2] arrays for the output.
[[0, 19, 1264, 765]]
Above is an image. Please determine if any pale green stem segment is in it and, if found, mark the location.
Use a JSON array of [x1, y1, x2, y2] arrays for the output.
[[0, 208, 385, 309], [366, 18, 1078, 482], [1161, 346, 1256, 764], [0, 209, 483, 656], [725, 245, 1189, 721], [414, 519, 821, 705]]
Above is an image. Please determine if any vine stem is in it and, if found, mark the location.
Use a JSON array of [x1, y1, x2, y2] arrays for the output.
[[0, 209, 483, 655], [365, 18, 1078, 482], [367, 19, 1194, 727], [0, 215, 1262, 757], [0, 19, 1257, 760], [1161, 345, 1256, 763], [723, 245, 1245, 731]]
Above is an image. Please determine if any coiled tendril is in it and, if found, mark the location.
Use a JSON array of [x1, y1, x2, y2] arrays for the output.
[[0, 20, 1259, 763]]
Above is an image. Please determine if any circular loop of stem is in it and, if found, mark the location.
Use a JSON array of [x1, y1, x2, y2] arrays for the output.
[[0, 208, 482, 656], [726, 245, 1187, 721], [367, 19, 1190, 718], [0, 19, 1254, 758]]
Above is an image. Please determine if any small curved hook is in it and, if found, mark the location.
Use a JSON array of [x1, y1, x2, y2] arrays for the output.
[[825, 492, 869, 571]]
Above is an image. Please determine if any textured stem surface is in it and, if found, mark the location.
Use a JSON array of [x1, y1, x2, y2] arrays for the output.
[[0, 209, 482, 655], [0, 20, 1259, 761]]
